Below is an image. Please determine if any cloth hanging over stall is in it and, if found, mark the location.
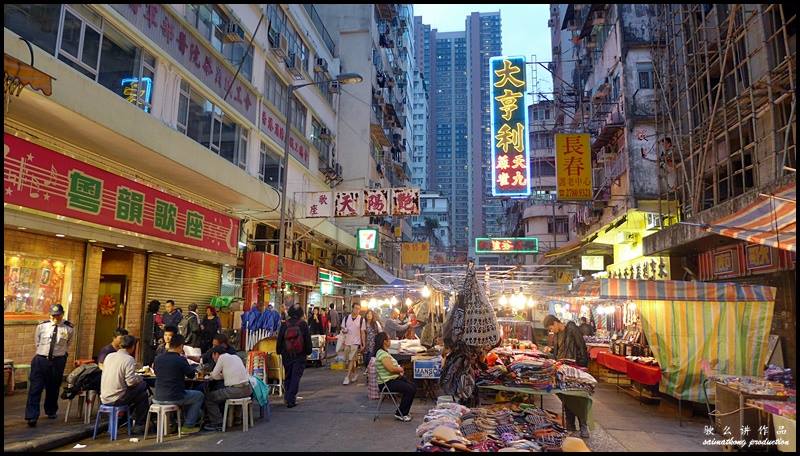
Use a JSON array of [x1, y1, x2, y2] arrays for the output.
[[598, 279, 776, 402], [440, 264, 500, 405], [702, 182, 795, 252]]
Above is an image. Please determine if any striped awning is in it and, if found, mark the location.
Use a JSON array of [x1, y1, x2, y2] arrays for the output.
[[599, 279, 776, 302], [704, 183, 796, 252]]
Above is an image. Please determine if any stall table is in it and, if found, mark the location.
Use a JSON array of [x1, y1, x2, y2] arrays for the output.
[[586, 344, 610, 360], [477, 384, 593, 428]]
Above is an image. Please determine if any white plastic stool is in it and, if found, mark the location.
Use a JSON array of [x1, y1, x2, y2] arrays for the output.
[[65, 391, 98, 424], [222, 397, 253, 432], [144, 403, 182, 443]]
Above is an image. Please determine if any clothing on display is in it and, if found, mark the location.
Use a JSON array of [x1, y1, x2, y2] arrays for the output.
[[416, 401, 571, 452]]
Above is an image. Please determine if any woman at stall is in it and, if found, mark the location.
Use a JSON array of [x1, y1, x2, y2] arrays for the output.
[[362, 309, 383, 368], [374, 332, 417, 422], [200, 306, 221, 353], [309, 307, 324, 335]]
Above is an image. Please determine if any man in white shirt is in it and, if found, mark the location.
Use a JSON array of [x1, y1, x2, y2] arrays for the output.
[[341, 302, 365, 385], [100, 335, 149, 434], [203, 345, 253, 432]]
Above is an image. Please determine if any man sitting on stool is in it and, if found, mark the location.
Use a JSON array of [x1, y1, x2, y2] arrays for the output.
[[153, 333, 204, 434], [100, 335, 149, 434], [202, 345, 252, 432]]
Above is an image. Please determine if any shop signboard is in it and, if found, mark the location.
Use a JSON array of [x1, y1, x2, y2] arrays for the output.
[[745, 244, 772, 270], [120, 77, 153, 112], [318, 268, 342, 285], [4, 134, 239, 255], [490, 55, 531, 197], [555, 133, 592, 200], [305, 192, 333, 218], [401, 242, 430, 265], [357, 228, 378, 251], [475, 237, 539, 254], [413, 358, 442, 379], [364, 188, 391, 216], [320, 281, 334, 296], [392, 188, 421, 216], [581, 255, 605, 271], [335, 191, 364, 217], [606, 256, 671, 280]]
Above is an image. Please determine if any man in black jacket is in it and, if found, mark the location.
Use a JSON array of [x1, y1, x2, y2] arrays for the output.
[[179, 303, 202, 348], [276, 305, 312, 408], [152, 334, 204, 433], [543, 314, 591, 438]]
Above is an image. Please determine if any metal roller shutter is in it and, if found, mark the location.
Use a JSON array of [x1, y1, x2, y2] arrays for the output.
[[145, 255, 221, 317]]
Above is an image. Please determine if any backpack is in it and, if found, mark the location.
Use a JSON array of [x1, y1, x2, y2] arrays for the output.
[[284, 320, 304, 357], [178, 312, 199, 339]]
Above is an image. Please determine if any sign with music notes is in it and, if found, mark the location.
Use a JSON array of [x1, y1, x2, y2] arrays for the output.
[[3, 133, 239, 255]]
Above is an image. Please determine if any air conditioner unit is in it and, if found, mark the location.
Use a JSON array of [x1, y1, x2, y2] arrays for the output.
[[329, 80, 340, 94], [285, 53, 302, 78], [319, 127, 333, 141], [271, 34, 288, 59], [314, 57, 328, 73], [223, 23, 244, 43], [548, 18, 554, 27], [616, 231, 638, 245]]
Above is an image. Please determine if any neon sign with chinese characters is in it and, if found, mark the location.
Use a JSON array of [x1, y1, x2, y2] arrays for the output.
[[475, 237, 539, 254], [490, 56, 530, 197], [120, 77, 153, 113]]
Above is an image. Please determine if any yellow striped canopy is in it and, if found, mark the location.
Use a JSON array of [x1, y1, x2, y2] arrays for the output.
[[600, 279, 776, 402]]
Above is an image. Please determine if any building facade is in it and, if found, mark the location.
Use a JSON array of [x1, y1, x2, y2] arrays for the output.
[[4, 4, 363, 373], [317, 4, 415, 278]]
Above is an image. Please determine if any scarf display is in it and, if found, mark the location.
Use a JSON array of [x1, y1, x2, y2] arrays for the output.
[[440, 265, 501, 405]]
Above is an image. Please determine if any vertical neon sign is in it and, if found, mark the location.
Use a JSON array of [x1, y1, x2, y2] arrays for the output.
[[120, 77, 153, 113], [490, 56, 530, 197]]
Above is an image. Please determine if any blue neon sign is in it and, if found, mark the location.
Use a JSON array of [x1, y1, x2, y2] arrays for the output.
[[120, 77, 153, 113]]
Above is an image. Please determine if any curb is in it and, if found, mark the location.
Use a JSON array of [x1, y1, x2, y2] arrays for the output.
[[4, 426, 95, 453]]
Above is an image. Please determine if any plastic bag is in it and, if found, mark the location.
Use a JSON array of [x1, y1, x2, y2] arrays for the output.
[[335, 333, 345, 353]]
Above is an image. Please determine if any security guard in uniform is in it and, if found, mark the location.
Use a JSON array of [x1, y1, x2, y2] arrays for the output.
[[25, 304, 74, 427]]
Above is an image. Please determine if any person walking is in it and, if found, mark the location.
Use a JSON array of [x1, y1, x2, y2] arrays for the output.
[[153, 334, 204, 434], [543, 314, 591, 438], [24, 304, 74, 427], [362, 309, 383, 370], [276, 305, 312, 408], [341, 302, 365, 385], [162, 300, 182, 329], [200, 307, 221, 353], [308, 307, 324, 336], [202, 345, 253, 432], [374, 332, 417, 422], [142, 300, 163, 367], [328, 303, 340, 336], [100, 335, 149, 434]]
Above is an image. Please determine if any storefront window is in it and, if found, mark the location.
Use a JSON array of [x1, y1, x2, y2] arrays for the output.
[[4, 253, 73, 321]]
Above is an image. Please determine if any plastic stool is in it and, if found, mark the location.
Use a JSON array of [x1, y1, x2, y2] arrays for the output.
[[222, 397, 253, 432], [144, 403, 182, 443], [65, 390, 98, 424], [93, 404, 132, 441]]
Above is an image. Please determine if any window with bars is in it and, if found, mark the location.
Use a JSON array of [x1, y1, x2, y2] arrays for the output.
[[547, 216, 569, 234], [637, 62, 654, 89]]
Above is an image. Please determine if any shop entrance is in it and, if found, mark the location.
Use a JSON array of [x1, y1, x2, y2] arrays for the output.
[[93, 275, 128, 358]]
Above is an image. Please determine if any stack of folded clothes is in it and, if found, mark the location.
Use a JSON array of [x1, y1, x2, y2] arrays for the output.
[[507, 357, 557, 390], [556, 364, 598, 395], [765, 364, 795, 388]]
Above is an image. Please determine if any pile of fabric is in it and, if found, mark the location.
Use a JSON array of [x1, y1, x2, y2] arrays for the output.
[[507, 358, 557, 391], [440, 264, 500, 406], [765, 364, 795, 388], [556, 364, 597, 394], [417, 402, 571, 452]]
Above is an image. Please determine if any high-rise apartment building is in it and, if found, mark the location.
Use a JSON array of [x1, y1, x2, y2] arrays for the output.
[[467, 12, 503, 254], [416, 11, 502, 262]]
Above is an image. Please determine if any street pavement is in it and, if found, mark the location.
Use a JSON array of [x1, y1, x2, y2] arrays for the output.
[[5, 364, 715, 452]]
